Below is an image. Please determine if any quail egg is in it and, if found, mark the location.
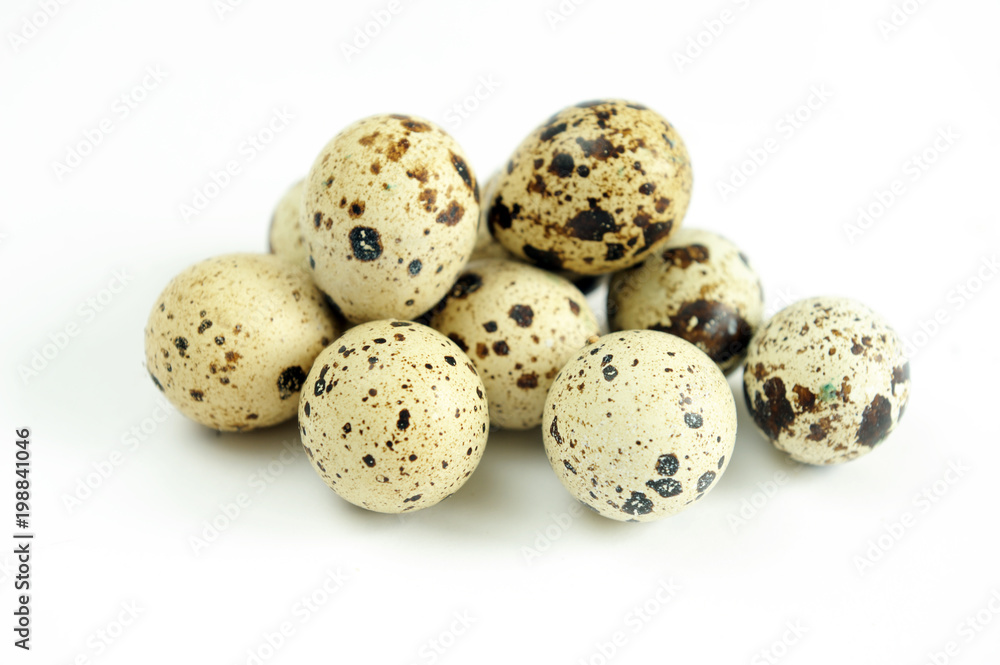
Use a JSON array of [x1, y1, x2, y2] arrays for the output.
[[430, 259, 600, 429], [145, 253, 339, 431], [608, 228, 764, 374], [543, 330, 736, 521], [299, 320, 489, 513], [743, 297, 911, 465], [268, 179, 310, 272]]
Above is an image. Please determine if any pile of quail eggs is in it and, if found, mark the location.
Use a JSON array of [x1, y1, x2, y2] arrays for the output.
[[145, 100, 911, 522]]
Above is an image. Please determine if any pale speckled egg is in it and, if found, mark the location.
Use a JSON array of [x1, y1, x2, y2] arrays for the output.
[[145, 253, 339, 431], [268, 179, 309, 271], [743, 297, 911, 465], [303, 114, 480, 323], [488, 99, 692, 275], [608, 228, 764, 375], [543, 330, 736, 522], [429, 259, 600, 429], [299, 320, 489, 513]]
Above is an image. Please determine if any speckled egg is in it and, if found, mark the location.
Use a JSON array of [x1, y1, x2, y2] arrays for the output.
[[743, 297, 911, 465], [543, 330, 736, 522], [299, 320, 489, 513], [268, 179, 310, 271], [488, 99, 692, 275], [608, 228, 764, 374], [429, 259, 600, 429], [145, 253, 339, 431], [304, 114, 480, 323]]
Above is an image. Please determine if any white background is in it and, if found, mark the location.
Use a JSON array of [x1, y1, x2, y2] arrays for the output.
[[2, 0, 999, 663]]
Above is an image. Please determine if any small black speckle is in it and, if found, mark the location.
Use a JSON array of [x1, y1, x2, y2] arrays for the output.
[[304, 402, 311, 417], [718, 456, 725, 469], [397, 409, 410, 430], [277, 366, 307, 400], [408, 259, 422, 276], [214, 336, 225, 345], [198, 319, 212, 334], [697, 471, 716, 493], [483, 321, 498, 333], [362, 454, 376, 467], [349, 226, 382, 261], [444, 356, 457, 366], [189, 389, 204, 402], [368, 356, 379, 365], [602, 365, 618, 381], [149, 373, 163, 391], [563, 460, 577, 474]]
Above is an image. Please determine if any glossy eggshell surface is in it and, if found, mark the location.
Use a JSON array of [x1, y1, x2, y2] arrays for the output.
[[608, 228, 764, 374], [268, 178, 310, 272], [304, 114, 479, 323], [429, 259, 600, 429], [144, 253, 339, 431], [743, 297, 911, 465], [488, 99, 692, 275], [298, 320, 489, 513], [543, 330, 736, 522]]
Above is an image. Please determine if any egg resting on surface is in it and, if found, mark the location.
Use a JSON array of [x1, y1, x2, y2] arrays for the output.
[[304, 114, 479, 323], [488, 99, 692, 275], [608, 228, 764, 374], [268, 178, 310, 272], [144, 253, 339, 431], [429, 259, 600, 430], [743, 297, 911, 465], [299, 320, 489, 513], [543, 330, 736, 522]]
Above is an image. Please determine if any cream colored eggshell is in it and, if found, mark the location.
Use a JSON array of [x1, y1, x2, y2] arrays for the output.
[[543, 330, 736, 522], [743, 297, 911, 465], [608, 228, 764, 374], [429, 259, 600, 430], [299, 320, 489, 513], [488, 99, 692, 275], [268, 179, 310, 272], [304, 114, 480, 323], [145, 253, 339, 431]]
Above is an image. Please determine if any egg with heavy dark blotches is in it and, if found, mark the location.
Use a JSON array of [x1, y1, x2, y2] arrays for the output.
[[144, 254, 339, 431], [304, 114, 480, 323], [542, 330, 736, 522], [488, 99, 692, 275], [299, 320, 489, 513], [608, 228, 764, 374], [743, 297, 911, 465], [429, 259, 600, 429], [268, 178, 310, 272]]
